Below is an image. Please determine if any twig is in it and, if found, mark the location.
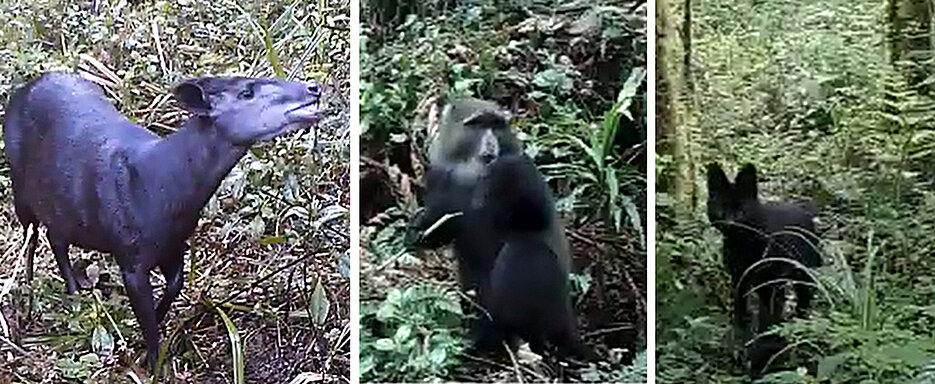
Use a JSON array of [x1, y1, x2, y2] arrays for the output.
[[215, 250, 321, 307], [568, 229, 601, 248], [95, 292, 127, 345], [454, 289, 492, 321], [151, 20, 169, 76], [459, 352, 544, 381], [503, 341, 525, 383], [582, 324, 635, 338], [370, 249, 408, 272], [621, 262, 646, 315], [78, 54, 121, 86], [0, 334, 30, 357], [288, 26, 325, 80], [320, 24, 349, 31]]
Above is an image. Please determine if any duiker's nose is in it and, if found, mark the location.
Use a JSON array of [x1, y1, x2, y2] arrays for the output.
[[307, 83, 322, 98]]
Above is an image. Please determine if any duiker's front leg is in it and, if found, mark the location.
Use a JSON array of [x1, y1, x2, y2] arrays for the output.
[[756, 285, 782, 333], [793, 267, 814, 316], [794, 283, 813, 315], [732, 277, 752, 343], [121, 262, 159, 370]]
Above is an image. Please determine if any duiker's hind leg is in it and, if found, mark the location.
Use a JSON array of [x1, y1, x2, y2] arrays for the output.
[[748, 333, 785, 377], [46, 233, 78, 294], [22, 226, 38, 283], [155, 257, 184, 323], [14, 203, 39, 323], [13, 202, 39, 283]]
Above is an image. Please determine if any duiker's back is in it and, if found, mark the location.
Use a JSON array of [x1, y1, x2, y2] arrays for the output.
[[3, 73, 162, 250], [4, 72, 157, 162]]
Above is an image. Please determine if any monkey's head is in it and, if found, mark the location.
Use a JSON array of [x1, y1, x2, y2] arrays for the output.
[[428, 99, 522, 174]]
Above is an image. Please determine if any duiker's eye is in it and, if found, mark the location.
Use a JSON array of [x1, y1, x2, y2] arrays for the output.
[[238, 85, 255, 100]]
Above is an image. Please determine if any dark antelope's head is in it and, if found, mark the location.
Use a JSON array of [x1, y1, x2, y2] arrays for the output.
[[706, 162, 760, 232], [172, 76, 323, 145]]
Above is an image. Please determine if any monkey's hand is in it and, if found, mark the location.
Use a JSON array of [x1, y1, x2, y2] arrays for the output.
[[404, 210, 463, 250]]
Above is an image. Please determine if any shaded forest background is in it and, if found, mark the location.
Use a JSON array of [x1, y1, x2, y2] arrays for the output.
[[658, 0, 935, 382], [0, 1, 350, 383], [359, 0, 648, 382]]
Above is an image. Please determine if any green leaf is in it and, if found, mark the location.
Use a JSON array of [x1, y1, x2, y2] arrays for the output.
[[310, 279, 330, 326], [259, 236, 286, 245], [617, 66, 646, 119], [394, 324, 412, 342], [247, 215, 266, 240], [90, 325, 114, 357], [214, 305, 245, 384], [605, 168, 620, 227], [376, 302, 396, 321], [428, 347, 447, 365], [374, 338, 396, 351], [78, 353, 100, 365], [533, 68, 574, 94], [620, 194, 644, 249], [261, 24, 285, 78], [435, 297, 462, 315], [387, 288, 402, 305], [818, 353, 846, 379], [360, 355, 375, 375], [338, 251, 350, 279]]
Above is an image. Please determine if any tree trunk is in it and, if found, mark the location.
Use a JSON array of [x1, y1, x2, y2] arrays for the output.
[[656, 0, 694, 213], [889, 0, 934, 94]]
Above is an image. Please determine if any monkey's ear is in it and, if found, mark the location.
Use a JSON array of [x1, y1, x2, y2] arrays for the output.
[[463, 111, 508, 130]]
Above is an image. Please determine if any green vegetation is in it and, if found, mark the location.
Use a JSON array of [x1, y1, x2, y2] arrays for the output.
[[360, 0, 647, 382], [0, 1, 349, 383], [658, 0, 935, 382]]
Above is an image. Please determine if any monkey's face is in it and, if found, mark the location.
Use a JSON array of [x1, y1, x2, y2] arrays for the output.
[[428, 101, 523, 192], [443, 109, 521, 164], [448, 128, 519, 209]]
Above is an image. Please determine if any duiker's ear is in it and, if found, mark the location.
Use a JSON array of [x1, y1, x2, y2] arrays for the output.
[[172, 80, 211, 115], [706, 163, 731, 196], [735, 163, 758, 200]]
